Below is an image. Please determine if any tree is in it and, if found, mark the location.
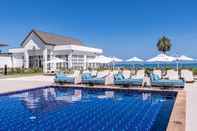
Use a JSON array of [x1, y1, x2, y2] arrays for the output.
[[156, 36, 172, 54]]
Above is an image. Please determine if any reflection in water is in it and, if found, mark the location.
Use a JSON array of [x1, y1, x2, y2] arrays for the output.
[[55, 89, 82, 102], [97, 91, 114, 99], [10, 88, 82, 113], [142, 93, 151, 101]]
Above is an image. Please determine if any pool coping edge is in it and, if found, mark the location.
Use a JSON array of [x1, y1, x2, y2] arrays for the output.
[[167, 90, 186, 131]]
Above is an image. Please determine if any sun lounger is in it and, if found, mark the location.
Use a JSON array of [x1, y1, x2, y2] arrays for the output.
[[181, 69, 194, 83], [112, 70, 119, 75], [114, 72, 143, 86], [131, 69, 145, 79], [54, 70, 81, 84], [91, 70, 97, 77], [150, 73, 184, 88], [166, 70, 179, 80], [122, 70, 131, 79], [153, 70, 162, 79], [81, 71, 113, 85]]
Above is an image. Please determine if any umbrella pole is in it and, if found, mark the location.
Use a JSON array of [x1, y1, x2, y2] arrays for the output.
[[157, 63, 159, 69], [176, 61, 179, 71], [176, 60, 179, 76]]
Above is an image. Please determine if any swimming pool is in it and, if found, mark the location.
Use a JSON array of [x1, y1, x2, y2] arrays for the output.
[[0, 87, 176, 131]]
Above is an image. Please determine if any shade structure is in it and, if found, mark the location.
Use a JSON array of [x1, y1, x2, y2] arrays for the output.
[[110, 56, 123, 62], [147, 54, 176, 69], [126, 57, 143, 62], [175, 55, 194, 72], [125, 57, 144, 69], [177, 55, 194, 61], [87, 55, 112, 64], [47, 57, 65, 63], [110, 56, 122, 70], [147, 54, 176, 62]]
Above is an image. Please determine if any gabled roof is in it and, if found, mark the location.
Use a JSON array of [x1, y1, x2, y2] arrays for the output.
[[21, 29, 83, 46], [0, 43, 8, 47]]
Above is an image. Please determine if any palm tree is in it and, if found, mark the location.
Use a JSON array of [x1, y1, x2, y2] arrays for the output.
[[156, 36, 172, 54]]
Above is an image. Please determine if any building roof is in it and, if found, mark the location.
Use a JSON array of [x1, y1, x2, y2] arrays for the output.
[[21, 29, 83, 46], [0, 53, 12, 56], [0, 44, 8, 47]]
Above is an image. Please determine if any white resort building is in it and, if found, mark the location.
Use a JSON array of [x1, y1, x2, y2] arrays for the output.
[[0, 29, 103, 73]]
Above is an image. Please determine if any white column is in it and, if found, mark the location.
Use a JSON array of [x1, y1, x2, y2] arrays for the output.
[[43, 48, 48, 73], [68, 53, 72, 69], [50, 50, 55, 71], [84, 55, 87, 70], [24, 50, 29, 68]]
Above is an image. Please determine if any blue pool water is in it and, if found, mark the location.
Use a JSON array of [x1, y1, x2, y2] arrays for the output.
[[0, 87, 176, 131]]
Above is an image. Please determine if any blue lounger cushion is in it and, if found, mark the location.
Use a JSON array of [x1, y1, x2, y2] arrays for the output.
[[81, 73, 105, 85], [114, 73, 143, 86], [82, 78, 105, 84], [54, 72, 75, 83], [150, 73, 184, 87], [114, 79, 143, 86], [151, 79, 184, 87]]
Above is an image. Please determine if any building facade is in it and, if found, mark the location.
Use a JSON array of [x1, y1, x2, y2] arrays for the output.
[[6, 29, 102, 73]]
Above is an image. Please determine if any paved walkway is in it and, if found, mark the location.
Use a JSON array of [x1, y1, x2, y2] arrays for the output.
[[0, 75, 54, 94], [185, 82, 197, 131]]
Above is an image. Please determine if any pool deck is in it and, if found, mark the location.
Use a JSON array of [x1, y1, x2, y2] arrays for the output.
[[167, 90, 186, 131], [0, 75, 53, 94], [0, 75, 196, 131]]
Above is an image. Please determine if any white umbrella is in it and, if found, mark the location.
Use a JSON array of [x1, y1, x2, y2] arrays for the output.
[[177, 55, 193, 61], [111, 56, 123, 62], [126, 57, 143, 62], [110, 56, 123, 70], [147, 54, 176, 62], [175, 55, 194, 72], [147, 54, 176, 69], [87, 55, 112, 64], [126, 57, 144, 69]]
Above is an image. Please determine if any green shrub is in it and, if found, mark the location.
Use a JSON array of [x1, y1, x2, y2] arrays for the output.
[[7, 68, 42, 75], [64, 69, 74, 74], [192, 68, 197, 75], [145, 68, 153, 76], [163, 66, 172, 71]]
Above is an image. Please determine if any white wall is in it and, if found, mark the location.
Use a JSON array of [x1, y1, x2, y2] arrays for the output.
[[0, 56, 12, 68], [23, 32, 45, 50], [12, 54, 24, 68]]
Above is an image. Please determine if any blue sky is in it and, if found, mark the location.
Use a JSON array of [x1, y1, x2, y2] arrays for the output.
[[0, 0, 197, 59]]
